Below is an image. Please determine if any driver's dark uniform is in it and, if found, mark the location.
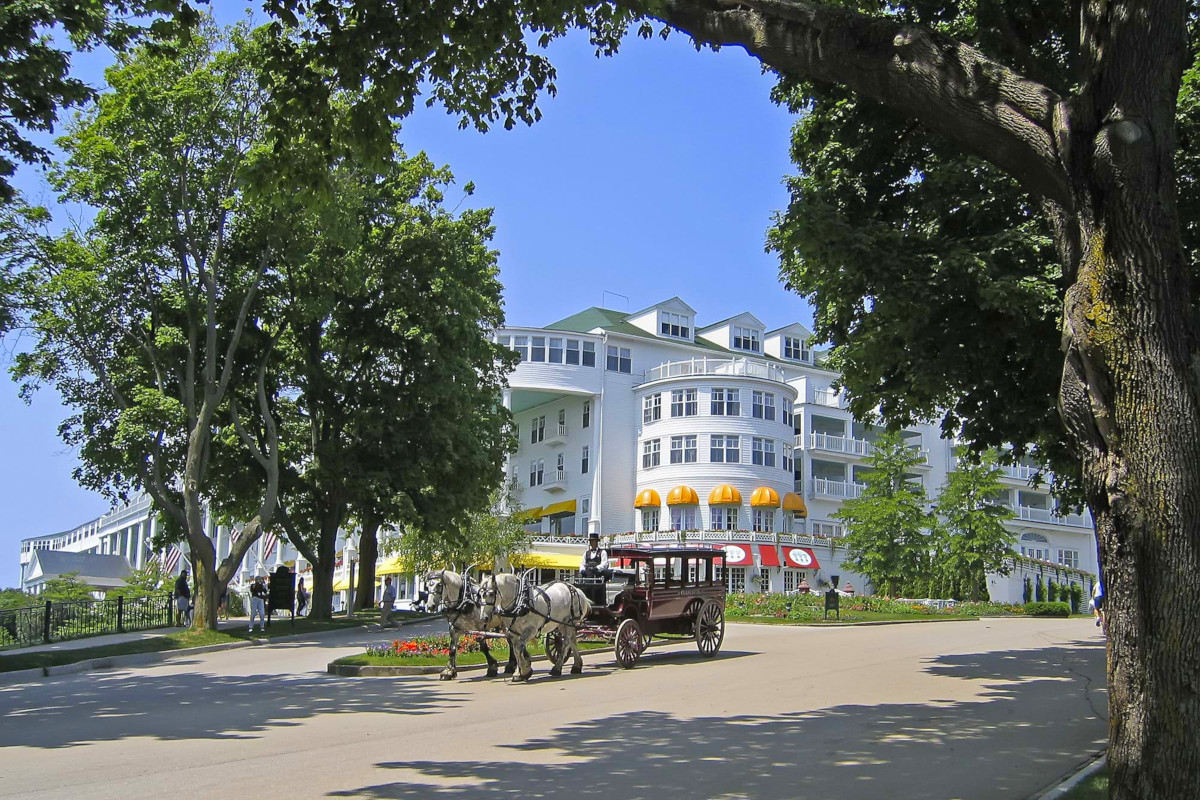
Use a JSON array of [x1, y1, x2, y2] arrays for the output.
[[580, 546, 611, 580]]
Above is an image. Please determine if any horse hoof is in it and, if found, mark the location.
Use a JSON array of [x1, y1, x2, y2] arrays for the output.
[[486, 668, 499, 678], [504, 666, 515, 675], [511, 673, 529, 683], [548, 668, 562, 677], [570, 665, 583, 675], [439, 671, 455, 681]]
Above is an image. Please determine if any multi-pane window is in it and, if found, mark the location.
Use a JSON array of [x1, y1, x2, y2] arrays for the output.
[[1023, 546, 1049, 561], [753, 509, 774, 533], [783, 445, 794, 474], [732, 325, 761, 352], [783, 570, 801, 593], [783, 336, 809, 361], [671, 388, 698, 417], [557, 408, 566, 433], [566, 339, 581, 365], [548, 337, 564, 363], [641, 509, 660, 532], [1057, 549, 1080, 569], [581, 445, 590, 474], [752, 391, 776, 421], [581, 497, 590, 517], [782, 404, 793, 429], [511, 335, 529, 361], [752, 437, 776, 467], [711, 388, 740, 416], [555, 453, 565, 480], [660, 312, 691, 339], [530, 416, 545, 444], [643, 394, 662, 424], [529, 459, 544, 487], [670, 435, 698, 464], [606, 345, 632, 373], [531, 336, 546, 362], [670, 507, 697, 530], [812, 521, 843, 537], [727, 566, 746, 593], [711, 435, 740, 463], [642, 439, 661, 469], [582, 401, 591, 428], [710, 507, 738, 530], [582, 341, 596, 366]]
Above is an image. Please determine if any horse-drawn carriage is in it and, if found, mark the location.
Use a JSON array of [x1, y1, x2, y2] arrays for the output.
[[426, 543, 727, 681], [545, 544, 728, 669]]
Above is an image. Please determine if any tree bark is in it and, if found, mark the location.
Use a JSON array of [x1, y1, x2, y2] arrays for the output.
[[633, 0, 1200, 796], [354, 511, 382, 612]]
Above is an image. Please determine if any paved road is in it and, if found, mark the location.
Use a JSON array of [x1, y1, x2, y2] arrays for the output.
[[0, 617, 1107, 800]]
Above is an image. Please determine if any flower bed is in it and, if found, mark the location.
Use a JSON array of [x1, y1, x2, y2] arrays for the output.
[[341, 632, 610, 667]]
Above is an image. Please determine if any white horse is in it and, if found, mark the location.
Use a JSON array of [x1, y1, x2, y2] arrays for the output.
[[480, 578, 591, 682], [424, 569, 520, 681]]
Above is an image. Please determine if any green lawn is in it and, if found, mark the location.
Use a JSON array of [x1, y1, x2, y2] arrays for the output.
[[1058, 770, 1107, 800], [0, 613, 425, 673], [728, 611, 985, 625]]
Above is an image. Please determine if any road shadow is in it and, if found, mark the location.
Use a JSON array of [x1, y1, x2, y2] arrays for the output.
[[0, 669, 463, 749], [331, 641, 1107, 800]]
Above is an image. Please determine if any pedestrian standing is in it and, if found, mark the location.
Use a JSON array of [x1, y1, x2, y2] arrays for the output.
[[297, 577, 309, 617], [249, 574, 268, 633], [173, 569, 191, 627], [380, 576, 397, 627]]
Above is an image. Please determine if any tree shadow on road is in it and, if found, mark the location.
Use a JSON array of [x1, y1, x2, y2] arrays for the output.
[[0, 669, 463, 748], [330, 640, 1107, 800]]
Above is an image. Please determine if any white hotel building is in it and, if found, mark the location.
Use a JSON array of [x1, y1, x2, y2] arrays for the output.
[[17, 296, 1098, 604], [495, 297, 1099, 601]]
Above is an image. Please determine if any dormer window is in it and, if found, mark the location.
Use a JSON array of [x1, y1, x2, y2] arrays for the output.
[[660, 312, 691, 339], [783, 335, 810, 362], [732, 325, 761, 353]]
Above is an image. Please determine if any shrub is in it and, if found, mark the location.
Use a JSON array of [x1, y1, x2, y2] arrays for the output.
[[1069, 584, 1084, 614], [1024, 601, 1071, 617], [1023, 578, 1033, 604], [226, 592, 246, 617], [1035, 577, 1046, 602]]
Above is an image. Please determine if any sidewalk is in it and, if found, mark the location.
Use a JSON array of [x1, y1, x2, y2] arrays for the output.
[[9, 619, 249, 655]]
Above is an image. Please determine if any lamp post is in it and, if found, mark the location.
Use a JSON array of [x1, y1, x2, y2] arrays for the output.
[[344, 539, 357, 618]]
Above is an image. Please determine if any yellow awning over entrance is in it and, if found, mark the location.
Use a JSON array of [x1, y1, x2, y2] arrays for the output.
[[543, 499, 578, 517], [783, 492, 808, 517], [377, 555, 414, 575], [511, 551, 580, 570], [513, 506, 543, 521], [709, 484, 742, 505], [332, 575, 351, 592]]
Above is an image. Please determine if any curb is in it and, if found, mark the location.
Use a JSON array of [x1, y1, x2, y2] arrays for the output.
[[1027, 753, 1106, 800], [0, 615, 439, 686]]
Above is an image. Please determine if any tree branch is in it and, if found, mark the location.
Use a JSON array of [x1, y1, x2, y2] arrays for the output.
[[637, 0, 1072, 206]]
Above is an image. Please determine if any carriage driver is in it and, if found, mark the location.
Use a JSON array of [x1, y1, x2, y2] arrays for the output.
[[579, 532, 612, 580]]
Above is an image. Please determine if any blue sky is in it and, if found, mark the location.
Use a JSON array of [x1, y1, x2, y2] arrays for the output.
[[0, 18, 815, 587]]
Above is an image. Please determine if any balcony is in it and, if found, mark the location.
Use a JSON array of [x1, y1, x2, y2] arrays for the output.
[[810, 388, 844, 408], [1002, 464, 1041, 482], [811, 478, 867, 499], [606, 530, 825, 547], [545, 423, 568, 446], [543, 469, 568, 493], [642, 356, 789, 386], [808, 432, 873, 457], [1012, 505, 1092, 528]]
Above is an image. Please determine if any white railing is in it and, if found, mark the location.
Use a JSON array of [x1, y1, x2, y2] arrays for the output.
[[811, 478, 867, 498], [811, 388, 843, 408], [808, 432, 874, 456], [1014, 505, 1092, 528], [642, 356, 789, 385], [546, 469, 567, 484], [602, 531, 829, 547], [1003, 464, 1041, 481]]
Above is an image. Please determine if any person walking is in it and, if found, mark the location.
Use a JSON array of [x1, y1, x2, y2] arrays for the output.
[[380, 576, 397, 627], [173, 569, 191, 627], [1090, 577, 1106, 630], [249, 574, 268, 633], [296, 577, 309, 617]]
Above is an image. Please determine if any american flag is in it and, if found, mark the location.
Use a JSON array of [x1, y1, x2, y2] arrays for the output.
[[263, 530, 278, 561], [163, 546, 182, 574], [230, 527, 242, 545]]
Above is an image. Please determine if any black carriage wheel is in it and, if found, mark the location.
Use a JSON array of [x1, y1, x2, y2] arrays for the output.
[[545, 629, 565, 664], [615, 618, 643, 669], [695, 601, 725, 657]]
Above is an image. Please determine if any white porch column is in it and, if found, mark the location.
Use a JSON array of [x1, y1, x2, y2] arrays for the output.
[[589, 390, 603, 535]]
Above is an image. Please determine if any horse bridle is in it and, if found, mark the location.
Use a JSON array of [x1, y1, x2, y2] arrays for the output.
[[430, 570, 477, 612]]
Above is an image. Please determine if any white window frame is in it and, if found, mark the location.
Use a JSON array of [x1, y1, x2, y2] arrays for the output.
[[531, 336, 546, 362], [529, 459, 544, 487], [783, 336, 809, 362], [582, 401, 591, 428], [531, 415, 545, 444], [581, 445, 590, 474], [582, 341, 596, 367], [512, 335, 529, 361], [643, 393, 662, 424], [783, 445, 794, 474], [752, 391, 776, 421], [606, 345, 632, 373], [782, 404, 793, 428], [671, 388, 698, 417], [659, 311, 692, 339], [727, 566, 746, 593], [711, 388, 740, 416], [710, 507, 738, 531], [670, 506, 697, 531], [732, 326, 761, 352], [752, 437, 776, 467], [642, 439, 661, 469], [711, 434, 740, 464], [1057, 549, 1080, 569], [641, 508, 660, 532], [669, 434, 698, 464], [566, 339, 581, 365], [783, 569, 802, 593], [548, 337, 564, 363], [752, 508, 774, 533]]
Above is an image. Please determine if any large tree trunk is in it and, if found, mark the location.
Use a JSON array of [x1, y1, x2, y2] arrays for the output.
[[354, 512, 381, 612], [306, 507, 345, 621]]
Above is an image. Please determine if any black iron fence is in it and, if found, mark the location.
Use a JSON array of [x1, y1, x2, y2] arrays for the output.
[[0, 594, 173, 649]]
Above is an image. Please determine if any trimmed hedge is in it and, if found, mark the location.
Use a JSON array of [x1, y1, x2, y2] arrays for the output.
[[1024, 601, 1071, 617]]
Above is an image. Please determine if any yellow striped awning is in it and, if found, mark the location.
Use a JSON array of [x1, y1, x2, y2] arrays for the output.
[[511, 551, 580, 570], [377, 555, 414, 575], [634, 489, 661, 508], [667, 485, 699, 505], [513, 506, 543, 521], [750, 486, 781, 507], [783, 492, 808, 517], [332, 575, 351, 592], [708, 484, 742, 505], [543, 499, 578, 517]]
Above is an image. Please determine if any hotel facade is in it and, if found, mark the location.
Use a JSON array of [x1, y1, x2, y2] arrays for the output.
[[18, 296, 1099, 604]]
